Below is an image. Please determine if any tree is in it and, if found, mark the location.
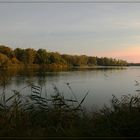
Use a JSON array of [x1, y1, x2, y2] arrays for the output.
[[0, 45, 14, 58], [14, 48, 26, 63], [49, 52, 66, 64], [0, 53, 10, 67], [79, 55, 88, 65], [24, 48, 36, 64], [11, 57, 20, 64], [35, 49, 48, 64], [87, 56, 97, 65], [61, 54, 75, 66]]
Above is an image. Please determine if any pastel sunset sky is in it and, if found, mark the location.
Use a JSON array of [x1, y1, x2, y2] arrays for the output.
[[0, 1, 140, 63]]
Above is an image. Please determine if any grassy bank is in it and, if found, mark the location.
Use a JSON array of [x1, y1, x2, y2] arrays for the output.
[[0, 83, 140, 137]]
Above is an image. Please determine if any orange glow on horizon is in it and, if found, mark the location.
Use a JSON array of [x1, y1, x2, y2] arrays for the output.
[[96, 46, 140, 63]]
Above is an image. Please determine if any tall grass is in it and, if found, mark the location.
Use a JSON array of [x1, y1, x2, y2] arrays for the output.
[[0, 82, 140, 137]]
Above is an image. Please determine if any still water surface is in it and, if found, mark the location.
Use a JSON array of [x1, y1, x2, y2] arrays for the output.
[[0, 66, 140, 109]]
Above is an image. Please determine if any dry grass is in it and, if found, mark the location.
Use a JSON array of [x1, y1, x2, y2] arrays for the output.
[[0, 82, 140, 137]]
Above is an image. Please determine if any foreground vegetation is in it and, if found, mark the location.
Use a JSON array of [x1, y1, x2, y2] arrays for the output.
[[0, 82, 140, 137], [0, 45, 128, 68]]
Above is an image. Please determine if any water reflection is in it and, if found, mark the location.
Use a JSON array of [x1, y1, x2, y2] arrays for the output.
[[0, 69, 13, 87], [0, 66, 138, 109], [0, 66, 128, 91], [0, 66, 127, 85]]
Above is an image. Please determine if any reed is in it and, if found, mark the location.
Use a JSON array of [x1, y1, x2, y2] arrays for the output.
[[0, 82, 140, 137]]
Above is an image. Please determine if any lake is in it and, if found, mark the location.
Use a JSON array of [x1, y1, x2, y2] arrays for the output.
[[0, 66, 140, 110]]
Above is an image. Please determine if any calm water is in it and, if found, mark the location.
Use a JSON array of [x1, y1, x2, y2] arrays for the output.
[[0, 66, 140, 109]]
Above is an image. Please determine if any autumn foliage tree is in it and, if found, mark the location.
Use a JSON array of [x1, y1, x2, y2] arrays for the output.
[[0, 45, 128, 67], [0, 53, 10, 67]]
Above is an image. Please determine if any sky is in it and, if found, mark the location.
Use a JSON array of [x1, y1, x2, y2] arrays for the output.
[[0, 1, 140, 63]]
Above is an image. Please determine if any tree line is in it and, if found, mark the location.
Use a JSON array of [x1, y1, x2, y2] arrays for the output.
[[0, 45, 128, 67]]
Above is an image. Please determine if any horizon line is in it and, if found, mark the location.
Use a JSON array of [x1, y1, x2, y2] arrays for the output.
[[0, 44, 139, 64]]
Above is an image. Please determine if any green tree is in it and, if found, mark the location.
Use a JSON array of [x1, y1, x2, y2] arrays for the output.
[[49, 52, 66, 64], [35, 49, 49, 64]]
